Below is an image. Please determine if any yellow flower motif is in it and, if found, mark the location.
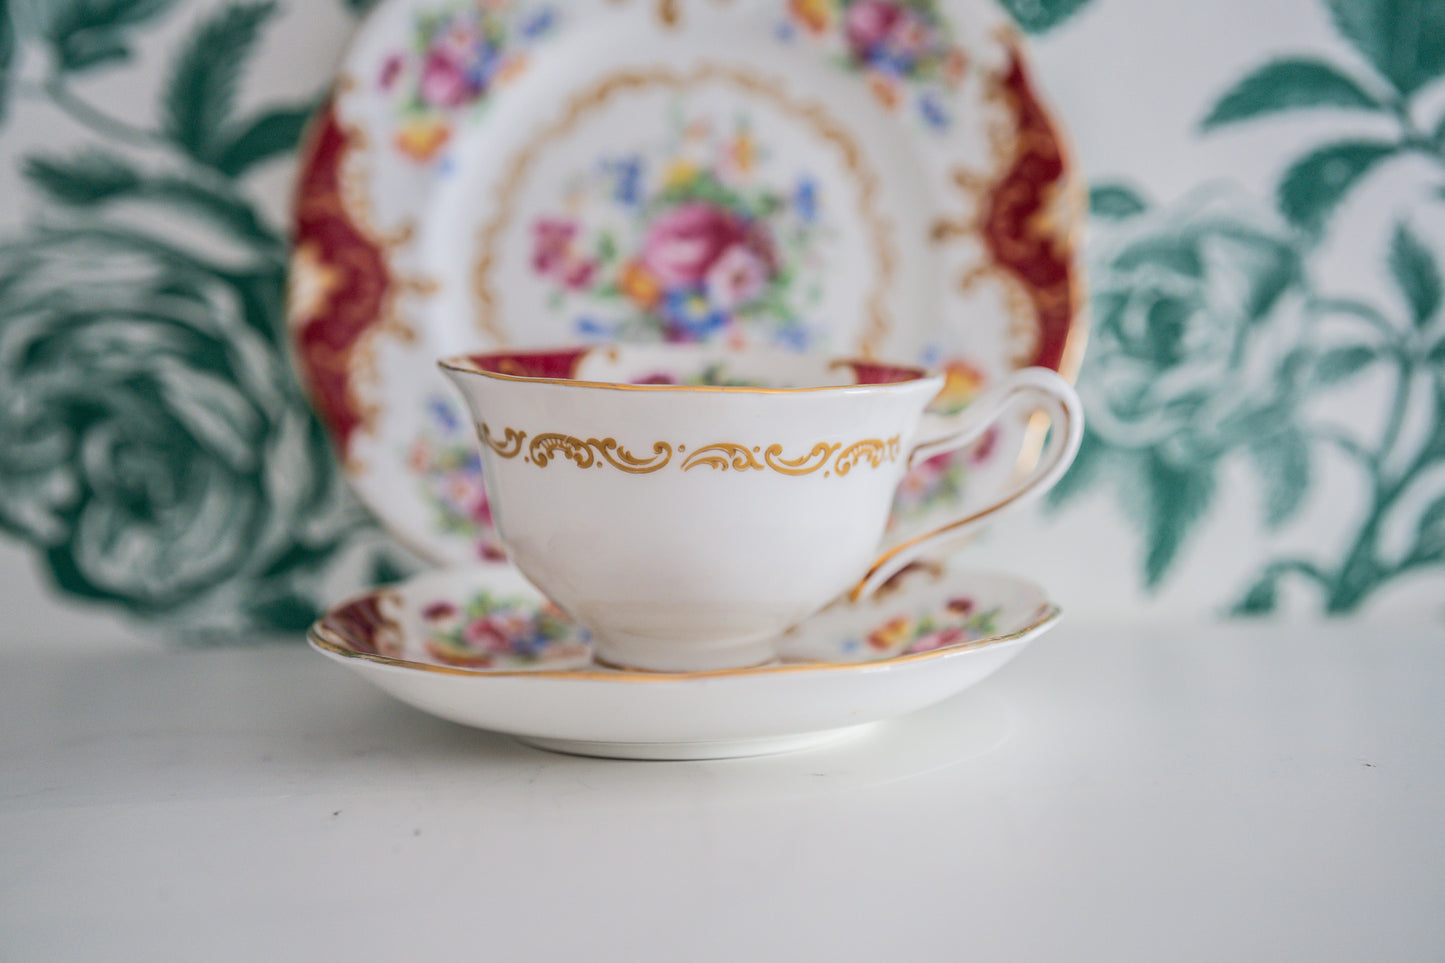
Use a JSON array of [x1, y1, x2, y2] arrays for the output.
[[867, 615, 913, 651], [620, 260, 662, 309], [394, 118, 450, 162], [730, 131, 756, 174], [494, 52, 528, 86], [663, 160, 699, 189], [789, 0, 833, 33], [866, 71, 901, 109], [930, 359, 986, 415]]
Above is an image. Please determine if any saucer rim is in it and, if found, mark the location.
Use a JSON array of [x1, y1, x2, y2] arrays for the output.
[[307, 600, 1061, 683]]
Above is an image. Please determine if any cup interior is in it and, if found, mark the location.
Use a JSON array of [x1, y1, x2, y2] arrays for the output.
[[440, 344, 929, 391]]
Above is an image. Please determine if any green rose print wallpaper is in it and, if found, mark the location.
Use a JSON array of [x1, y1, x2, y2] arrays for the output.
[[0, 0, 1440, 647]]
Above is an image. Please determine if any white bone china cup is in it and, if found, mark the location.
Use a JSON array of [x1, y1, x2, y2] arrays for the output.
[[440, 343, 1082, 672]]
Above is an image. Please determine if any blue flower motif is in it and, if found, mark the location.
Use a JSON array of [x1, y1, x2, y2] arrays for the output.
[[869, 51, 908, 77], [428, 396, 461, 433], [919, 93, 950, 131], [607, 155, 644, 207], [774, 324, 811, 350], [575, 316, 616, 339], [519, 8, 556, 38], [511, 627, 547, 658], [662, 289, 727, 340], [793, 177, 818, 224], [466, 45, 502, 91]]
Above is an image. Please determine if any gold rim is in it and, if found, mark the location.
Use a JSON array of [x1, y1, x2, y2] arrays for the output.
[[437, 351, 937, 396], [307, 603, 1059, 683]]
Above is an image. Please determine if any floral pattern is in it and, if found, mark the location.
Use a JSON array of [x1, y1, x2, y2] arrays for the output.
[[1052, 0, 1445, 613], [379, 0, 557, 162], [531, 110, 831, 346], [890, 357, 996, 523], [842, 595, 1001, 657], [780, 0, 966, 130], [420, 589, 590, 668], [0, 0, 412, 639], [407, 397, 505, 559]]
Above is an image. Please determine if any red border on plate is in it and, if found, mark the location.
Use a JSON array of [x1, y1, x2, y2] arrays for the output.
[[290, 104, 392, 455]]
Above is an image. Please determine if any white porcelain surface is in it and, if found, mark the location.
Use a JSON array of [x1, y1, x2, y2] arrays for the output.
[[307, 560, 1059, 757], [286, 0, 1086, 566], [439, 344, 1080, 670]]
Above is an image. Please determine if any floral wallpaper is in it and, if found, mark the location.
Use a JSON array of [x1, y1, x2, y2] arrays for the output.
[[1045, 0, 1445, 614], [0, 0, 406, 641], [0, 0, 1440, 646]]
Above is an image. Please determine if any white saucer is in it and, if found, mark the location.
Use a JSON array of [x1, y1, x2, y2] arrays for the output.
[[307, 561, 1059, 759]]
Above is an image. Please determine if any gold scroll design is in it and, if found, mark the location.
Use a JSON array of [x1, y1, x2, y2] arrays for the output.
[[608, 0, 733, 29], [682, 437, 898, 475], [474, 62, 895, 355], [480, 425, 901, 477], [481, 424, 673, 474]]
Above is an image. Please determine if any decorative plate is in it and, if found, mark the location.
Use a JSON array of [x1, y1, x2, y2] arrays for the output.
[[288, 0, 1086, 563], [307, 559, 1059, 759]]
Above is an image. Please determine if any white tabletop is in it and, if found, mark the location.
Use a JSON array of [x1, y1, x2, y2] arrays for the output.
[[3, 618, 1441, 961]]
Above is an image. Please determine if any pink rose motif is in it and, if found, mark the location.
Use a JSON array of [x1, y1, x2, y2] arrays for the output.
[[419, 49, 473, 108], [909, 626, 968, 653], [463, 617, 508, 650], [640, 203, 750, 288], [464, 610, 531, 651], [888, 15, 930, 60], [446, 472, 488, 522], [704, 243, 772, 311], [531, 218, 596, 291], [379, 54, 405, 90], [844, 0, 928, 65], [422, 601, 457, 621], [897, 450, 954, 498], [969, 425, 998, 465], [561, 259, 596, 291], [944, 596, 975, 616], [532, 218, 576, 274]]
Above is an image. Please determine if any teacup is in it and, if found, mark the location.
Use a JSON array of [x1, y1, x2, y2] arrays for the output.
[[440, 343, 1081, 672]]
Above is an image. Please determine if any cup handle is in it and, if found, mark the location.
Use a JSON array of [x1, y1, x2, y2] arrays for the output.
[[850, 367, 1084, 600]]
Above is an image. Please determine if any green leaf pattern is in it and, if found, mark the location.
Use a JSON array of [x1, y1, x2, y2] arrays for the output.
[[1324, 0, 1445, 97], [1200, 58, 1381, 130], [1069, 0, 1445, 612], [0, 0, 405, 639]]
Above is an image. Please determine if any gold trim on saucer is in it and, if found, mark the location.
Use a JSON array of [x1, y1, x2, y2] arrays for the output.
[[307, 603, 1059, 683]]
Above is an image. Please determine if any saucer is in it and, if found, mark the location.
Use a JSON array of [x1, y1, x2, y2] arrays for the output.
[[307, 560, 1059, 758], [287, 0, 1086, 564]]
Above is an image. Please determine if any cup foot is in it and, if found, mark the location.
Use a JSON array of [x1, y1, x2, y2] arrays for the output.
[[592, 635, 779, 674]]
